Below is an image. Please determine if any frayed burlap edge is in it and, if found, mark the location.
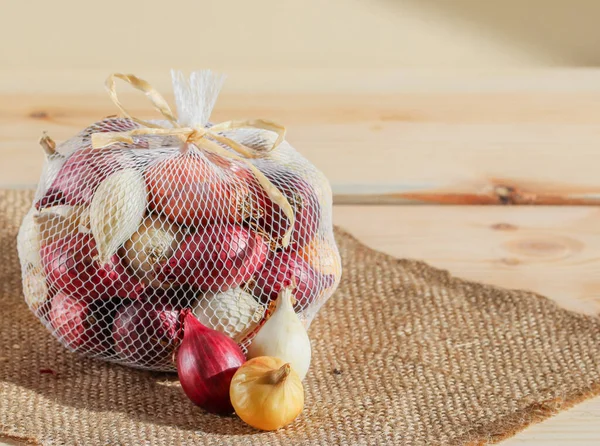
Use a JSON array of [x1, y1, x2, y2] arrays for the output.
[[0, 432, 41, 446], [456, 383, 600, 445]]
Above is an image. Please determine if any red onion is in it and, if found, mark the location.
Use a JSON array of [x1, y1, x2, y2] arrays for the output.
[[248, 170, 321, 249], [112, 300, 181, 367], [37, 148, 133, 209], [158, 224, 267, 292], [49, 293, 117, 355], [138, 285, 197, 310], [41, 233, 145, 301], [176, 310, 245, 414], [251, 251, 333, 311], [145, 155, 249, 226]]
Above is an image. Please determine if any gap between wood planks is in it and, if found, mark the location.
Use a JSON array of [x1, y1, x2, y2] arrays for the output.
[[333, 179, 600, 205], [6, 183, 598, 206]]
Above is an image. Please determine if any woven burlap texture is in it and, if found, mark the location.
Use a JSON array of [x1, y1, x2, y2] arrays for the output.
[[1, 190, 599, 446]]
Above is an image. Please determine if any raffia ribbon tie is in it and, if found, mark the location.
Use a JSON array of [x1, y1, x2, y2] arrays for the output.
[[91, 73, 294, 248]]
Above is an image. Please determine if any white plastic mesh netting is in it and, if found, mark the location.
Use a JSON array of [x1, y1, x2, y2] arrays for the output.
[[16, 71, 341, 371]]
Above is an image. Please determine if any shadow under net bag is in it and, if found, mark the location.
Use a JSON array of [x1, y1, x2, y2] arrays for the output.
[[17, 71, 341, 372]]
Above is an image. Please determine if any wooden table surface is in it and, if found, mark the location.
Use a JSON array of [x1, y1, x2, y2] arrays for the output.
[[1, 69, 600, 445]]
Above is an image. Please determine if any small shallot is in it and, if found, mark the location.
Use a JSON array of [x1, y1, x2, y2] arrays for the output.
[[112, 300, 181, 367]]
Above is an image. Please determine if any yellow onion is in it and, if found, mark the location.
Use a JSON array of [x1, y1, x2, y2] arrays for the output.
[[298, 237, 341, 278], [230, 356, 304, 431], [122, 215, 182, 287]]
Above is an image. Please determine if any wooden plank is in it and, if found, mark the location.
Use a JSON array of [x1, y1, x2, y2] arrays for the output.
[[3, 70, 600, 202], [333, 205, 600, 444], [334, 205, 600, 316]]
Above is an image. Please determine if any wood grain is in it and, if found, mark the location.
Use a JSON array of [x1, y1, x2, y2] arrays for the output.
[[3, 70, 600, 203], [334, 205, 600, 317]]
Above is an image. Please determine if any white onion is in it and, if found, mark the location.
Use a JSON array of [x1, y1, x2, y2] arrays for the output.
[[22, 266, 48, 311], [17, 209, 42, 269], [90, 168, 147, 265], [193, 287, 264, 342], [247, 287, 311, 380]]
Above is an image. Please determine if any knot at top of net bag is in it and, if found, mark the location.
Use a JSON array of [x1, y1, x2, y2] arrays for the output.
[[93, 72, 295, 249]]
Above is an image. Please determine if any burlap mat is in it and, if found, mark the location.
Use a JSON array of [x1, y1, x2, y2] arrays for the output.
[[1, 190, 599, 445]]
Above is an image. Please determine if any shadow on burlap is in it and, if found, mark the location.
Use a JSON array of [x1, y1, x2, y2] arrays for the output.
[[0, 190, 599, 445]]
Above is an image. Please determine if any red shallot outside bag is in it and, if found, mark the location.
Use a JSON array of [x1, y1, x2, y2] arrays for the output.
[[17, 71, 341, 371]]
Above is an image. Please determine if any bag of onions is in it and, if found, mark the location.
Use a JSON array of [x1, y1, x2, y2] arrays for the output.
[[17, 71, 342, 375]]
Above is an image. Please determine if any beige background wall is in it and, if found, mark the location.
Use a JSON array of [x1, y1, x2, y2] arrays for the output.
[[2, 0, 600, 93], [3, 0, 600, 193]]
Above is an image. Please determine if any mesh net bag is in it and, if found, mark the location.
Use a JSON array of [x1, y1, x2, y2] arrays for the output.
[[16, 71, 341, 371]]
